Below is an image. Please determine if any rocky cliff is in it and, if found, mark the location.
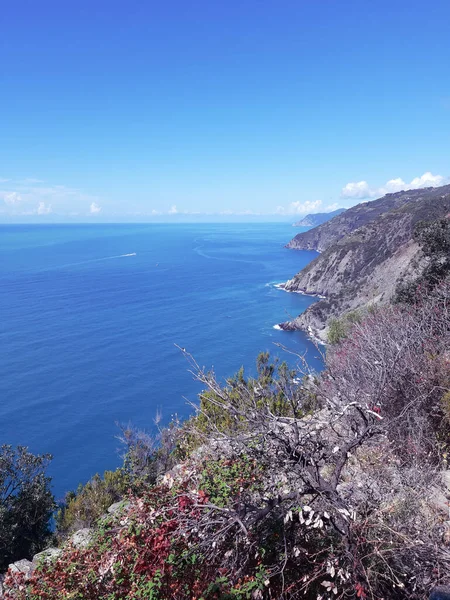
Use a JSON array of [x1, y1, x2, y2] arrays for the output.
[[280, 185, 450, 339], [287, 186, 449, 252]]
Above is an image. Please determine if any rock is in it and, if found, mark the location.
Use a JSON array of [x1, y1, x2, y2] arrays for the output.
[[33, 547, 62, 566], [277, 321, 298, 332], [70, 528, 93, 549], [443, 522, 450, 546], [430, 486, 450, 517], [429, 472, 450, 518], [8, 559, 33, 576], [0, 573, 5, 598], [108, 500, 129, 515], [442, 470, 450, 490]]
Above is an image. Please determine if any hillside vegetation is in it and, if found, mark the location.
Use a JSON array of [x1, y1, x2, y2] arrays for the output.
[[2, 212, 450, 600], [3, 275, 450, 599]]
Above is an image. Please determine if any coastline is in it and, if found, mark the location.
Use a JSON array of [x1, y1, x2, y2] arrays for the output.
[[274, 282, 326, 299], [272, 282, 327, 345]]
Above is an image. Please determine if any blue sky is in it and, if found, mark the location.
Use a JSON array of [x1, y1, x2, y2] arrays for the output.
[[1, 0, 449, 221]]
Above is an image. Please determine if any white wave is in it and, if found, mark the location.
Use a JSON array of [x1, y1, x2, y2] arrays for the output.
[[100, 252, 136, 260], [36, 252, 137, 272], [274, 283, 325, 299], [273, 324, 282, 330]]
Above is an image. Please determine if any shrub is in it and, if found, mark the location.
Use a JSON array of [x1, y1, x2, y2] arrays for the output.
[[324, 279, 450, 459], [117, 417, 181, 489], [5, 283, 450, 599], [327, 309, 363, 344], [55, 468, 129, 538]]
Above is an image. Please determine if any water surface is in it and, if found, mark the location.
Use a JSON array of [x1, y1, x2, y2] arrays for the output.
[[0, 223, 320, 497]]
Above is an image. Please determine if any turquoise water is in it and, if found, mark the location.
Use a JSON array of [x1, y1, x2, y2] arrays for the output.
[[0, 223, 320, 498]]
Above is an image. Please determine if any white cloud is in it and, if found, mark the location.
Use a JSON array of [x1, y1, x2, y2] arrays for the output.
[[90, 202, 102, 214], [37, 202, 52, 215], [340, 181, 374, 200], [276, 199, 323, 215], [341, 171, 448, 200], [381, 178, 407, 193], [409, 171, 445, 188], [3, 191, 22, 205], [168, 205, 178, 214], [0, 178, 103, 217]]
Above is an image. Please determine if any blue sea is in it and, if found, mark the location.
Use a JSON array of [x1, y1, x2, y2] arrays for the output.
[[0, 223, 321, 498]]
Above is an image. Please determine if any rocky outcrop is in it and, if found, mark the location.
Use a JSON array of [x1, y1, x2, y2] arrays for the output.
[[3, 550, 63, 597], [0, 500, 130, 598], [281, 185, 450, 339], [293, 208, 346, 228], [70, 528, 93, 549]]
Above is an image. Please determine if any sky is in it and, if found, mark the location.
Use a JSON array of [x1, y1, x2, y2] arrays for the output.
[[0, 0, 449, 222]]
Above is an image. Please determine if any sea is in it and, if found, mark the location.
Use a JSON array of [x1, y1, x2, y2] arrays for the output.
[[0, 223, 321, 499]]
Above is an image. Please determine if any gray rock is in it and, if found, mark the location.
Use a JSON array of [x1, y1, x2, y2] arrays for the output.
[[429, 486, 450, 517], [33, 547, 62, 566], [8, 559, 33, 576], [107, 500, 129, 515], [0, 573, 5, 598], [70, 528, 93, 549], [442, 470, 450, 490], [429, 471, 450, 518]]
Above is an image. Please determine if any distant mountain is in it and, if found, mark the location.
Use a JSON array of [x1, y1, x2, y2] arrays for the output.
[[293, 208, 346, 227], [279, 185, 450, 340]]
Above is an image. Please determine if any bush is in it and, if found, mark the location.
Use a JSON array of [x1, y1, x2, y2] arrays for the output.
[[325, 279, 450, 459], [116, 417, 182, 489], [0, 445, 55, 571], [177, 352, 318, 456], [55, 468, 130, 538], [5, 284, 450, 599], [327, 309, 363, 344]]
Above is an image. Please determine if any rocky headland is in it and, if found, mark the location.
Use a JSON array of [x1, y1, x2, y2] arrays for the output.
[[279, 184, 450, 340]]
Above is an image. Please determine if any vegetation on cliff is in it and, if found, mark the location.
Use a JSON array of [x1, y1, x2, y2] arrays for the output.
[[3, 274, 450, 599], [2, 207, 450, 599]]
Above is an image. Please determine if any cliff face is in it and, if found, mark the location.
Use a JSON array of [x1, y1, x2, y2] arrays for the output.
[[286, 186, 449, 252], [281, 185, 450, 339]]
